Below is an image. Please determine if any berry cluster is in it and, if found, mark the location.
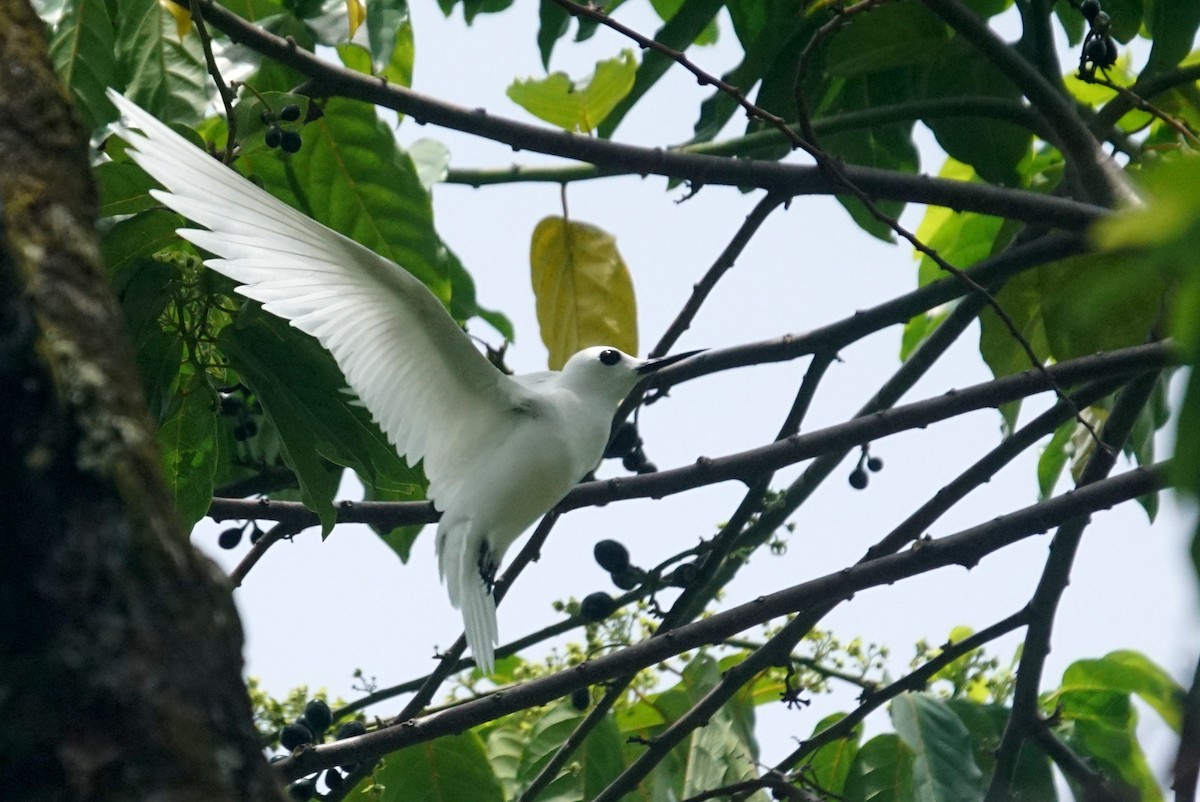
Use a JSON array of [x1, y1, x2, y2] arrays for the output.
[[579, 540, 700, 623], [216, 520, 264, 550], [276, 698, 367, 799], [847, 447, 884, 490], [220, 391, 261, 442], [1078, 0, 1118, 78], [605, 422, 657, 474], [261, 104, 303, 154]]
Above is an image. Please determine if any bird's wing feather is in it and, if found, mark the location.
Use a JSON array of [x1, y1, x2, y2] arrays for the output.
[[108, 90, 524, 510]]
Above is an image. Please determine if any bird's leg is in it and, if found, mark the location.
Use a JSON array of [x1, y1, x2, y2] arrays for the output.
[[477, 541, 498, 595]]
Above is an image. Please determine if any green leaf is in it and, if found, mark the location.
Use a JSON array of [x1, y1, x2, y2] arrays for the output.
[[844, 734, 914, 802], [890, 693, 984, 802], [819, 70, 920, 241], [362, 731, 504, 802], [365, 0, 410, 76], [1038, 251, 1165, 363], [95, 160, 159, 217], [101, 209, 187, 280], [921, 42, 1030, 185], [690, 0, 811, 144], [219, 313, 424, 534], [978, 269, 1051, 431], [824, 2, 951, 77], [1048, 651, 1185, 802], [596, 0, 725, 138], [487, 726, 525, 800], [1054, 1, 1086, 45], [530, 217, 638, 370], [113, 258, 181, 421], [1103, 0, 1144, 43], [1063, 696, 1161, 801], [536, 0, 570, 69], [1053, 651, 1186, 733], [803, 713, 862, 795], [944, 701, 1057, 800], [49, 0, 118, 131], [507, 51, 637, 134], [114, 0, 209, 124], [510, 701, 626, 800], [157, 380, 218, 530], [1037, 418, 1076, 500], [1144, 0, 1200, 76], [408, 138, 450, 190]]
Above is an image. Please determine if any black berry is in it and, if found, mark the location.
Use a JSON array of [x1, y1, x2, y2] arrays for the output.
[[249, 526, 264, 545], [265, 125, 283, 149], [281, 131, 302, 153], [636, 461, 658, 474], [289, 778, 315, 801], [570, 687, 590, 711], [260, 109, 274, 125], [217, 527, 243, 549], [1084, 36, 1108, 64], [280, 104, 302, 122], [303, 699, 332, 733], [1080, 0, 1100, 21], [336, 720, 367, 740], [1102, 35, 1118, 66], [866, 456, 884, 472], [611, 568, 641, 591], [849, 468, 868, 490], [622, 454, 642, 472], [670, 562, 698, 587], [219, 394, 244, 416], [605, 422, 640, 458], [580, 592, 617, 622], [280, 721, 314, 750], [324, 769, 344, 791], [594, 539, 630, 573]]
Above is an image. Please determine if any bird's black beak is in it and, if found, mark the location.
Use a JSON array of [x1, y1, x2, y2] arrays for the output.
[[635, 349, 705, 375]]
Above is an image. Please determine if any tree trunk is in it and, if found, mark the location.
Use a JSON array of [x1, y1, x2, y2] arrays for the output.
[[0, 1, 282, 799]]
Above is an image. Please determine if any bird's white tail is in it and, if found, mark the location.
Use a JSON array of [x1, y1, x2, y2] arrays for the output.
[[437, 523, 498, 675]]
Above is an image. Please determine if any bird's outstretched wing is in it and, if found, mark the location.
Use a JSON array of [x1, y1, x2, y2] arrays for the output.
[[108, 90, 524, 512]]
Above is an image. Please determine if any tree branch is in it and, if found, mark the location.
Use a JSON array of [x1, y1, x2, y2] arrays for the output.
[[919, 0, 1123, 206], [985, 370, 1162, 802], [182, 0, 1108, 229], [277, 462, 1170, 781]]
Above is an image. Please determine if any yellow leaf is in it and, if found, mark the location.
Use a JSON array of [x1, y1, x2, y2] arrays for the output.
[[159, 0, 192, 39], [346, 0, 365, 39], [530, 216, 638, 370]]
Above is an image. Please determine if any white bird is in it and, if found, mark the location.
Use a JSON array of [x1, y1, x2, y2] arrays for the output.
[[108, 90, 700, 674]]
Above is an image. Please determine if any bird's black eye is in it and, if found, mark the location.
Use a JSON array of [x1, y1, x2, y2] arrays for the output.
[[599, 348, 621, 366]]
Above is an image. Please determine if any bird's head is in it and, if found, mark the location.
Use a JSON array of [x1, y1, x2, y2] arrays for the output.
[[559, 346, 704, 405]]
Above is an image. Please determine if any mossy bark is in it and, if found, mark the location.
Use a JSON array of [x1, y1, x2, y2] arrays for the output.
[[0, 1, 283, 799]]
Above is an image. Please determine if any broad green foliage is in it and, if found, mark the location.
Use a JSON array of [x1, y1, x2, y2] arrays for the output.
[[354, 731, 505, 802], [530, 216, 639, 370], [890, 693, 985, 802], [1047, 651, 1187, 802], [507, 51, 638, 134]]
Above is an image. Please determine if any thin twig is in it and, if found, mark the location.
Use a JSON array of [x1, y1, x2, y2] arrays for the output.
[[651, 192, 788, 358], [186, 0, 238, 163]]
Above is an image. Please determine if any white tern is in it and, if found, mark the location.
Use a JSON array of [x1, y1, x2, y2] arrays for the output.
[[108, 90, 701, 674]]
